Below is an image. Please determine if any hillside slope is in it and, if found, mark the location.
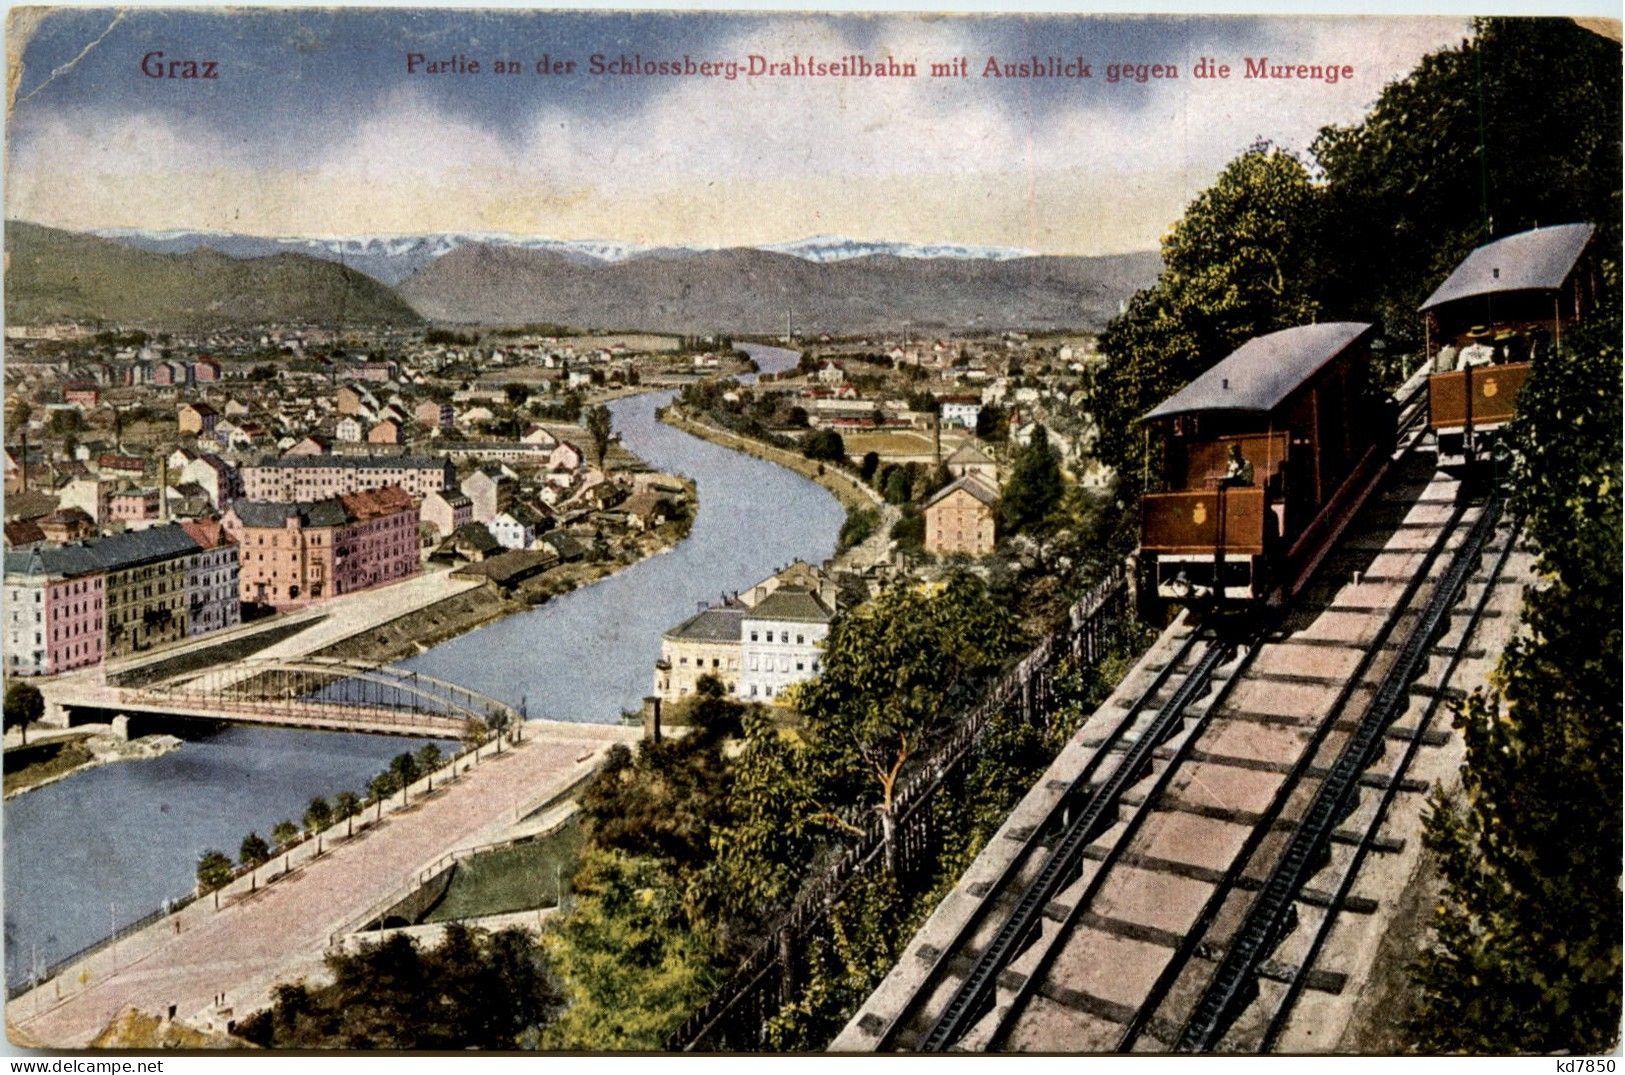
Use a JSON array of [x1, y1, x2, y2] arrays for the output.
[[5, 222, 422, 329], [398, 244, 1159, 333]]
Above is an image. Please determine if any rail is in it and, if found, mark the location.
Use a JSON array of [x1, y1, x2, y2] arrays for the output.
[[7, 891, 199, 1000], [1115, 494, 1476, 1052], [921, 631, 1246, 1051], [1256, 506, 1523, 1049], [1177, 494, 1507, 1051], [872, 625, 1206, 1049]]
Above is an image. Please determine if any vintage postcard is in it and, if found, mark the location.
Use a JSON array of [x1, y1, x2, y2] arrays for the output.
[[2, 5, 1619, 1059]]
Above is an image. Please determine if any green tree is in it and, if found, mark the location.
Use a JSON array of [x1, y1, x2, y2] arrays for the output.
[[303, 796, 333, 836], [47, 410, 83, 437], [333, 790, 362, 837], [974, 404, 1005, 442], [271, 819, 300, 850], [237, 925, 560, 1049], [998, 424, 1064, 536], [390, 751, 421, 801], [196, 849, 234, 895], [415, 744, 444, 790], [881, 464, 914, 505], [239, 832, 271, 868], [1088, 143, 1322, 495], [703, 708, 841, 927], [541, 850, 720, 1050], [4, 681, 44, 745], [368, 771, 399, 802], [837, 507, 877, 552], [503, 382, 530, 409], [1313, 18, 1621, 346], [890, 506, 925, 556], [801, 429, 847, 464], [6, 398, 32, 432], [858, 451, 880, 484], [788, 573, 1016, 874], [585, 404, 614, 470], [578, 686, 743, 871]]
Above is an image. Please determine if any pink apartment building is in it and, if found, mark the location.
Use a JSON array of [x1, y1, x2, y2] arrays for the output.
[[223, 484, 418, 608], [3, 544, 105, 676]]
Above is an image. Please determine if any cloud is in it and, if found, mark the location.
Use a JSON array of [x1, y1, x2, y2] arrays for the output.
[[6, 14, 1469, 252]]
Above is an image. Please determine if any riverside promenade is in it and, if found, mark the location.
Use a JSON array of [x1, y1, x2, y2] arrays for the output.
[[6, 720, 638, 1049]]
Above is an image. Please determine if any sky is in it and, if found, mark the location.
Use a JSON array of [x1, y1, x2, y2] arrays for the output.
[[5, 9, 1475, 254]]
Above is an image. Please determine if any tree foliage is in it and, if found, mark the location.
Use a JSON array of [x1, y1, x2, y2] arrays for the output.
[[837, 506, 877, 552], [585, 404, 614, 469], [4, 681, 44, 743], [195, 850, 233, 894], [541, 850, 720, 1050], [787, 573, 1016, 870], [271, 819, 300, 849], [239, 832, 271, 868], [1313, 18, 1622, 344], [801, 429, 847, 463], [576, 690, 741, 869], [1088, 143, 1322, 493], [237, 925, 560, 1049], [303, 796, 333, 836], [998, 424, 1065, 536]]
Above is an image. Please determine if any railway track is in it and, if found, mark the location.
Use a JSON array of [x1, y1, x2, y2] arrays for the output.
[[837, 381, 1525, 1054]]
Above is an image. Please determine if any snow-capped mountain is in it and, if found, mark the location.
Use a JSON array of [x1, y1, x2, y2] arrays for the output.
[[89, 228, 1038, 285], [89, 229, 666, 284], [760, 235, 1034, 262]]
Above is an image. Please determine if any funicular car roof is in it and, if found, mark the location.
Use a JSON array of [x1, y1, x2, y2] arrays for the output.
[[1418, 223, 1594, 312], [1142, 321, 1374, 422]]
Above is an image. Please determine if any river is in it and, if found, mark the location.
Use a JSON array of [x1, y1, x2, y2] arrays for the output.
[[4, 342, 839, 988], [389, 342, 842, 722], [3, 726, 454, 989]]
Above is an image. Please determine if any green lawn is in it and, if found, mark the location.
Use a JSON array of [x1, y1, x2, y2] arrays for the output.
[[422, 817, 583, 923]]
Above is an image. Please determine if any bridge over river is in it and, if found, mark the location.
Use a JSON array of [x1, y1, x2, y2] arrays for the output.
[[49, 657, 524, 739]]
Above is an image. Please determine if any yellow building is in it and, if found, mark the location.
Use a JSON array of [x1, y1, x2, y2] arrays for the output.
[[653, 600, 746, 704], [923, 476, 999, 558]]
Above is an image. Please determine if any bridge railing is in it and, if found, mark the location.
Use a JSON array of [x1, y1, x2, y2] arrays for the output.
[[665, 565, 1134, 1051], [117, 657, 522, 733]]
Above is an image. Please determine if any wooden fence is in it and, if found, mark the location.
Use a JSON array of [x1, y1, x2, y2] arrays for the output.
[[665, 565, 1133, 1050]]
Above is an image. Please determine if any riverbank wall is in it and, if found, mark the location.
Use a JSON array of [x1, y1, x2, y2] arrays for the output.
[[659, 406, 883, 515], [312, 486, 696, 668]]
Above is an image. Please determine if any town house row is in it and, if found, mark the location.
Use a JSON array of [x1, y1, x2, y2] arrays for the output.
[[3, 520, 241, 677]]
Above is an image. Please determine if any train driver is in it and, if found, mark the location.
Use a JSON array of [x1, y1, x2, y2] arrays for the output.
[[1222, 443, 1255, 486]]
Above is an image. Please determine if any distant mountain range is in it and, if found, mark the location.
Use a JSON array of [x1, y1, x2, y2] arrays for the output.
[[396, 243, 1160, 335], [7, 222, 422, 330], [8, 221, 1160, 334], [89, 228, 1045, 285]]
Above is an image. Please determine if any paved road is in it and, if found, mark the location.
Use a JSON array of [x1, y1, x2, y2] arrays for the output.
[[45, 567, 482, 695], [7, 722, 636, 1048]]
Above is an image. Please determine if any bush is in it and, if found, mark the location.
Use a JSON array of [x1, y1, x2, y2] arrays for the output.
[[801, 429, 847, 463], [837, 508, 877, 551]]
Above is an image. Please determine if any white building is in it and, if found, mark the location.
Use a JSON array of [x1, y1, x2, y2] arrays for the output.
[[940, 399, 983, 429], [550, 441, 584, 472], [739, 587, 834, 703], [335, 416, 364, 443], [488, 510, 537, 551]]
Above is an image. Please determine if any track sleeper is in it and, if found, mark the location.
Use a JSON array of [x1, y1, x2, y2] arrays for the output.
[[1330, 829, 1405, 854], [1257, 959, 1348, 995]]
